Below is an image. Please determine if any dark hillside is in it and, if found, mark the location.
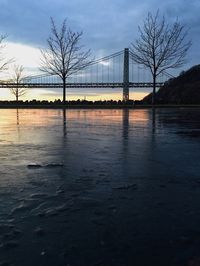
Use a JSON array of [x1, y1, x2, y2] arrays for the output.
[[142, 65, 200, 104]]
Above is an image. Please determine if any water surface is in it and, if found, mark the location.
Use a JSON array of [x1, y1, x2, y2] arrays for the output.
[[0, 108, 200, 266]]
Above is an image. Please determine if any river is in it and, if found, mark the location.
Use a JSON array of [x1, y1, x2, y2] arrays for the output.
[[0, 108, 200, 266]]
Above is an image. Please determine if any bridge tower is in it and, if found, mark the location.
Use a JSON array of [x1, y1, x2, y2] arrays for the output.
[[123, 48, 129, 101]]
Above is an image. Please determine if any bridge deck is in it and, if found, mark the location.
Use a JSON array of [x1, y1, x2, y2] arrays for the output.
[[0, 82, 164, 88]]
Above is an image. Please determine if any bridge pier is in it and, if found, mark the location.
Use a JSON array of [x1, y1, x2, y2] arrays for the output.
[[123, 48, 129, 101]]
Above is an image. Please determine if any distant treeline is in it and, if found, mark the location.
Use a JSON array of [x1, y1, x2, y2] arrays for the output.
[[0, 99, 138, 106]]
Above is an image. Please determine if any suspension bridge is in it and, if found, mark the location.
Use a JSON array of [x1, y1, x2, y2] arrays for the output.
[[0, 48, 170, 101]]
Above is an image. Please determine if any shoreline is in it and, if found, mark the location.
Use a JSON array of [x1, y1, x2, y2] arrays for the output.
[[0, 104, 200, 109]]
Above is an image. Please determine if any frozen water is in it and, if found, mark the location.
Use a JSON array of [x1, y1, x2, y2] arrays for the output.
[[0, 108, 200, 266]]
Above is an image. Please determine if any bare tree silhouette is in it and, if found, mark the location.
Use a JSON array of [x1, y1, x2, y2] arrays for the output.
[[130, 10, 191, 105], [9, 65, 28, 101], [40, 18, 92, 103], [0, 35, 13, 72]]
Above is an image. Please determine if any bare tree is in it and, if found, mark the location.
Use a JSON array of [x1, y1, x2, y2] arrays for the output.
[[9, 65, 27, 101], [40, 18, 91, 103], [0, 35, 13, 73], [130, 10, 191, 105]]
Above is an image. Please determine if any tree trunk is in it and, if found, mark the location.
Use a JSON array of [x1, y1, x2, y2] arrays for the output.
[[16, 87, 18, 102], [152, 74, 156, 105], [63, 78, 66, 103]]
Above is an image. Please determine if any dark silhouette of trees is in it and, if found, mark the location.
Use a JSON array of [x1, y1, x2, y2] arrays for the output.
[[9, 65, 27, 101], [40, 18, 91, 103], [130, 10, 191, 105]]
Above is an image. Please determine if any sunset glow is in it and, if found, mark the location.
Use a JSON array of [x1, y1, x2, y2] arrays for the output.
[[0, 1, 199, 265], [0, 89, 149, 101]]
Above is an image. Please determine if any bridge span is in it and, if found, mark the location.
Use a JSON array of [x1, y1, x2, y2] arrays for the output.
[[0, 82, 164, 89], [0, 49, 170, 101]]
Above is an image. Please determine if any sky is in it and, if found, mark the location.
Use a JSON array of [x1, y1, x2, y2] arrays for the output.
[[0, 0, 199, 101]]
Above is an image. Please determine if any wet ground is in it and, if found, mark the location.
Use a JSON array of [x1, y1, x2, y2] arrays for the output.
[[0, 108, 200, 266]]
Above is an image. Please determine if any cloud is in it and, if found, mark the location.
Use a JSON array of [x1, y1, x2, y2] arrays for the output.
[[0, 0, 196, 52], [0, 0, 199, 100], [5, 42, 40, 68]]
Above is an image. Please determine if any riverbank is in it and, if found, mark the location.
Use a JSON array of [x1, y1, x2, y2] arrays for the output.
[[1, 103, 200, 109]]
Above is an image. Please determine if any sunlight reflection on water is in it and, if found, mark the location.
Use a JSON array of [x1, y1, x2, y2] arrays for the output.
[[0, 108, 200, 265]]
